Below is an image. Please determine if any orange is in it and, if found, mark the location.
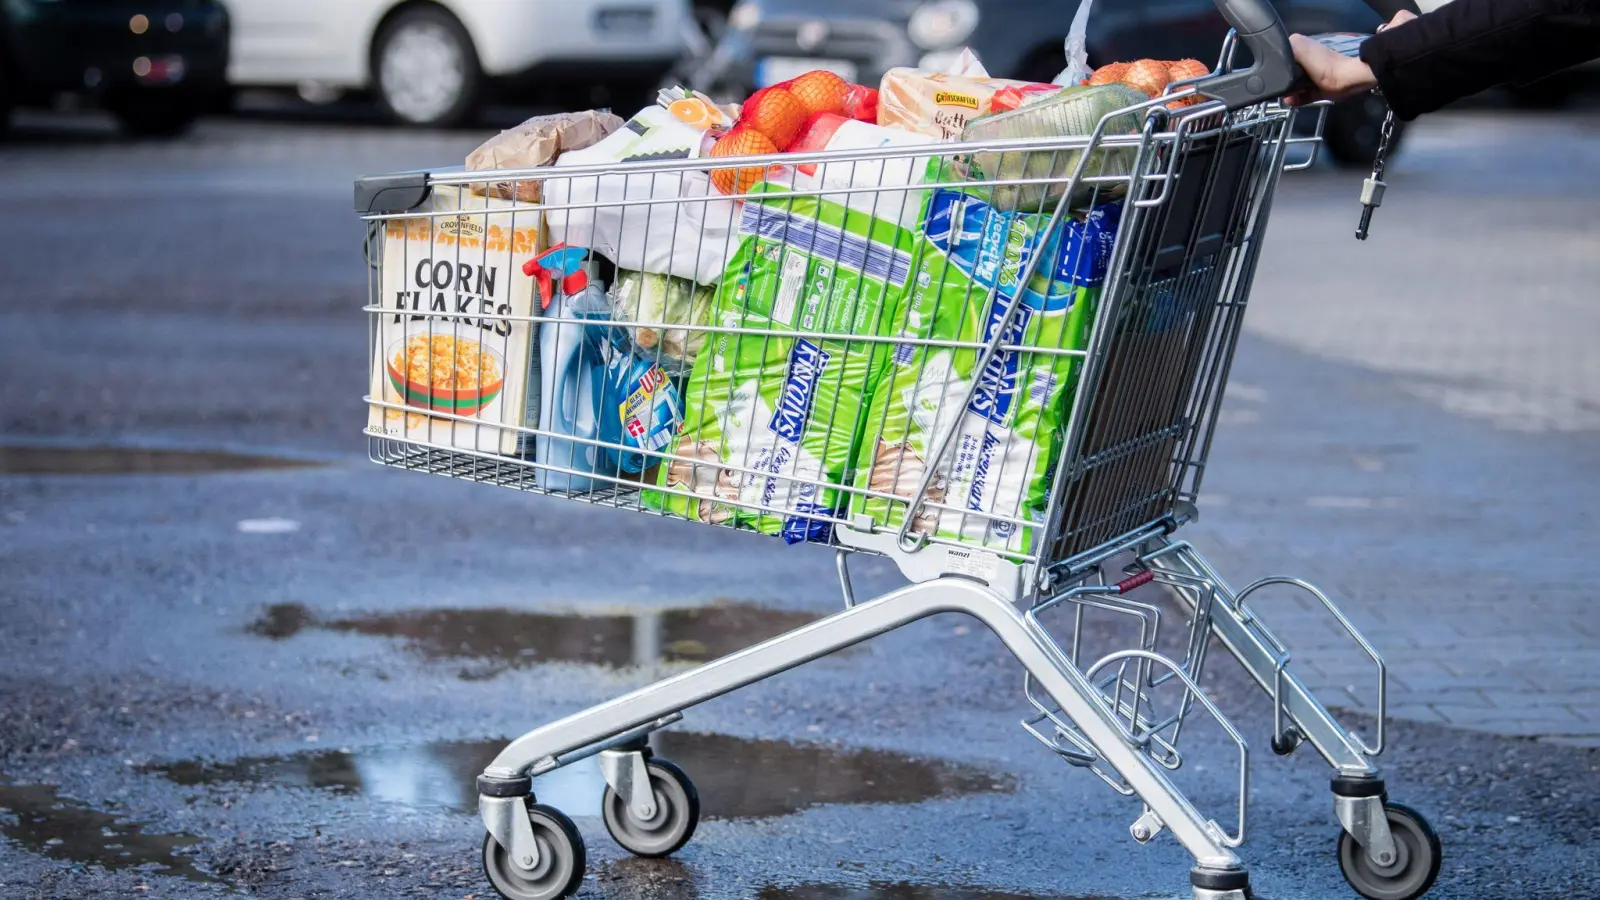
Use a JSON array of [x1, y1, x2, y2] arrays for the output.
[[669, 97, 722, 129], [1087, 62, 1131, 87], [1161, 60, 1210, 109], [709, 128, 780, 195], [786, 70, 851, 118], [739, 87, 808, 150], [1121, 59, 1172, 99], [1167, 58, 1210, 83]]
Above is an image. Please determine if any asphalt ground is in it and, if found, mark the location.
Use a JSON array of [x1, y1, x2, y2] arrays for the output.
[[0, 107, 1596, 900]]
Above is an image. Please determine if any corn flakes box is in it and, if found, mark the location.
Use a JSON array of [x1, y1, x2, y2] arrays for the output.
[[367, 184, 545, 455]]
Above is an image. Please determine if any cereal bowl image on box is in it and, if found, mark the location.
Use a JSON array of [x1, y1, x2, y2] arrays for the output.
[[386, 334, 506, 416]]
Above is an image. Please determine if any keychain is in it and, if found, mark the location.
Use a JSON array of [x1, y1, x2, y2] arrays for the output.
[[1356, 100, 1396, 240], [1305, 32, 1396, 240]]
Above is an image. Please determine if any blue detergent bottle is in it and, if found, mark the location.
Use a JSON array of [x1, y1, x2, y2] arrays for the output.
[[531, 258, 617, 494], [595, 351, 681, 477], [524, 245, 685, 491]]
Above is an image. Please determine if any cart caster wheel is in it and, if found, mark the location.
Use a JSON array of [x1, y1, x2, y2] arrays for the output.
[[602, 757, 700, 858], [482, 804, 586, 900], [1271, 726, 1303, 756], [1337, 802, 1441, 900]]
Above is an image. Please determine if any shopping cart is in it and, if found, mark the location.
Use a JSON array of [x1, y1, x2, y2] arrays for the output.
[[355, 3, 1439, 899]]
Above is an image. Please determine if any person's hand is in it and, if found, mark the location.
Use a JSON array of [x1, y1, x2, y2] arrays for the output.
[[1286, 10, 1417, 106]]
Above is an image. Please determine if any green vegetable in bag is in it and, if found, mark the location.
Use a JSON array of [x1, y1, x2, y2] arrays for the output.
[[605, 270, 715, 377], [962, 84, 1148, 213]]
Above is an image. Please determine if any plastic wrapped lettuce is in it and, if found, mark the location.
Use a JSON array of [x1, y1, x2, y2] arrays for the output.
[[604, 270, 716, 377], [961, 83, 1147, 213], [641, 186, 920, 543], [850, 188, 1120, 558]]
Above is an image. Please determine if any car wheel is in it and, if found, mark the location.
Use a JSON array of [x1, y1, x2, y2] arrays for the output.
[[1322, 93, 1404, 168], [210, 85, 239, 116], [112, 97, 202, 138], [373, 5, 483, 128]]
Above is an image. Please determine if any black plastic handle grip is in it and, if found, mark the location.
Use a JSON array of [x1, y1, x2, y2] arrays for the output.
[[1203, 0, 1427, 109], [1196, 0, 1301, 109], [1195, 0, 1424, 109]]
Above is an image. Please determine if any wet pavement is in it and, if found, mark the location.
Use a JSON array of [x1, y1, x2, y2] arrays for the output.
[[0, 781, 213, 884], [149, 731, 1010, 820], [1, 109, 1598, 900], [0, 444, 320, 476], [248, 603, 826, 673], [755, 884, 1125, 900]]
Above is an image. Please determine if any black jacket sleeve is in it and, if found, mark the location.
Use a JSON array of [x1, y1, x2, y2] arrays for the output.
[[1359, 0, 1600, 120]]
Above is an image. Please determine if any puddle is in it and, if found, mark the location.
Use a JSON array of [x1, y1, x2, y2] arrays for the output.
[[248, 602, 823, 671], [0, 781, 216, 883], [759, 885, 1127, 900], [0, 444, 318, 476], [150, 731, 1012, 820]]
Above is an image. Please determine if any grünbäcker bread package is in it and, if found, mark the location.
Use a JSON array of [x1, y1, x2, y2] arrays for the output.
[[367, 184, 545, 455]]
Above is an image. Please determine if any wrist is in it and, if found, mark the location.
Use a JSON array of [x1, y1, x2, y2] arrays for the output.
[[1335, 57, 1378, 97]]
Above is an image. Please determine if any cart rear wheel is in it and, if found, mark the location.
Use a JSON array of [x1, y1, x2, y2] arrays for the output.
[[1270, 725, 1304, 756], [1337, 802, 1441, 900], [482, 804, 586, 900], [602, 758, 699, 858]]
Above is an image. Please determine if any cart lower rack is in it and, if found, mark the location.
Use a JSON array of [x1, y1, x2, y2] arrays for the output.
[[355, 11, 1439, 900]]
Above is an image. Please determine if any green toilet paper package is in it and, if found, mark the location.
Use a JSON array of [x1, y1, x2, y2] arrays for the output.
[[643, 185, 922, 543], [851, 189, 1121, 557]]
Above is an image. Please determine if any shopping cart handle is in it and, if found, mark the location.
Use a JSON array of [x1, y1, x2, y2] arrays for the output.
[[1197, 0, 1301, 110], [1198, 0, 1422, 109]]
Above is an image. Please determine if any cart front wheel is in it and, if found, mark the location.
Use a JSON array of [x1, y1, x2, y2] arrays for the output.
[[602, 757, 700, 858], [1337, 802, 1441, 900], [482, 804, 586, 900]]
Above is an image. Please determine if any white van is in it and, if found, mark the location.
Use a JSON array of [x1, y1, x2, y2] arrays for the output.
[[225, 0, 692, 126]]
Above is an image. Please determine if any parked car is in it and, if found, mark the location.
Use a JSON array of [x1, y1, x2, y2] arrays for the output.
[[0, 0, 230, 137], [684, 0, 1400, 167], [224, 0, 692, 128]]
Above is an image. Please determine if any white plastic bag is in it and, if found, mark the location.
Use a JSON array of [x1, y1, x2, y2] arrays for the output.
[[542, 168, 738, 286], [783, 114, 942, 230], [941, 47, 990, 78], [1053, 0, 1096, 86], [542, 106, 740, 285]]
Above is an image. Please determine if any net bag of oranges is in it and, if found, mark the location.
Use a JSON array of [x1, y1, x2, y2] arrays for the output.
[[706, 70, 878, 196]]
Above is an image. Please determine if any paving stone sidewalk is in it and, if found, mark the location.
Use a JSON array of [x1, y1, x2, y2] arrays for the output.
[[1190, 114, 1600, 747]]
